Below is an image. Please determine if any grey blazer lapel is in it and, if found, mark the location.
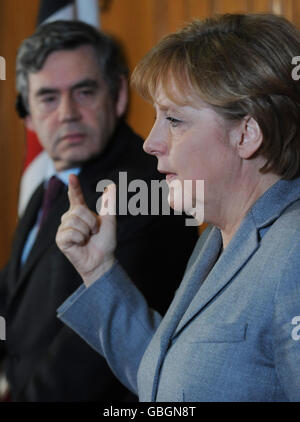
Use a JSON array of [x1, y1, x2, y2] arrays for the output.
[[162, 227, 222, 336], [172, 178, 300, 339], [173, 215, 259, 338], [148, 227, 222, 400]]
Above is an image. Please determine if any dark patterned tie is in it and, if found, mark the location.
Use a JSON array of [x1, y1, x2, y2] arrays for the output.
[[39, 176, 65, 228]]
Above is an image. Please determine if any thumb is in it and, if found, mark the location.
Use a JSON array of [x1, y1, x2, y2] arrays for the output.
[[68, 174, 86, 208]]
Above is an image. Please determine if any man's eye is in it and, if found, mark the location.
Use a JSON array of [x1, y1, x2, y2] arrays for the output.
[[74, 89, 97, 104], [166, 116, 181, 127], [81, 90, 93, 95], [78, 89, 95, 97], [42, 96, 56, 103]]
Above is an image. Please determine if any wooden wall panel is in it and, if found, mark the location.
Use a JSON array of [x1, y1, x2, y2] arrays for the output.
[[1, 0, 300, 267], [248, 0, 271, 13], [213, 0, 248, 13], [292, 0, 300, 28], [271, 0, 284, 15], [165, 0, 189, 32], [188, 0, 213, 20], [0, 0, 39, 268], [283, 0, 295, 22], [101, 0, 157, 140]]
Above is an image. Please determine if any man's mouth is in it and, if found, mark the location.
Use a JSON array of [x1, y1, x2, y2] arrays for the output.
[[60, 133, 85, 144]]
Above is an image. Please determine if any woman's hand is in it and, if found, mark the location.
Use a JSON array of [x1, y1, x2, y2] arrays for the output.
[[56, 174, 117, 287]]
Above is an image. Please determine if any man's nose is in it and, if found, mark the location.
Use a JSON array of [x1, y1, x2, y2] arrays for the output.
[[58, 93, 81, 122], [143, 124, 167, 157]]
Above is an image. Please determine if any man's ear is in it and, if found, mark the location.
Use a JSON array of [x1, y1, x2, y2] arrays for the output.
[[237, 116, 263, 159], [115, 75, 128, 118], [24, 115, 34, 131]]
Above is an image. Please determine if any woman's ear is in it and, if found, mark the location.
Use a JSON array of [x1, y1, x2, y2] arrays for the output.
[[237, 116, 263, 159]]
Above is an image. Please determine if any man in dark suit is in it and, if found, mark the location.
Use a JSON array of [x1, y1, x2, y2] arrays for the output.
[[0, 21, 198, 401]]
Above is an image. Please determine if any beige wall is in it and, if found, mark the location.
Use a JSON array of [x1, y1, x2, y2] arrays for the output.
[[1, 0, 300, 268]]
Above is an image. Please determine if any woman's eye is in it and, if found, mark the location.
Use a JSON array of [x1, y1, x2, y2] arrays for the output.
[[166, 116, 181, 127]]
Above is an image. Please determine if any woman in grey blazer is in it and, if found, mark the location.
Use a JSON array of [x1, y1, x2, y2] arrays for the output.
[[56, 13, 300, 401]]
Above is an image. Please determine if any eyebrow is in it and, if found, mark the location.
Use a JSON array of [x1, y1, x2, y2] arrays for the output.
[[155, 102, 179, 113], [34, 78, 100, 98], [71, 78, 99, 91]]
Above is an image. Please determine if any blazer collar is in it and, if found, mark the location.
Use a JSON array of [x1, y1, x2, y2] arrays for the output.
[[250, 177, 300, 229], [149, 227, 222, 400], [172, 177, 300, 338]]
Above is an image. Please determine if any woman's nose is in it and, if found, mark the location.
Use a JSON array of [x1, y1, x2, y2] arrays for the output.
[[143, 124, 167, 157]]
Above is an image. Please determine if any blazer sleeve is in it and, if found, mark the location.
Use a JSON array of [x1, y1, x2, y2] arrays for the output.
[[272, 240, 300, 401], [57, 262, 162, 395]]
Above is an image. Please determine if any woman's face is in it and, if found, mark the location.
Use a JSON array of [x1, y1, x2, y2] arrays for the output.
[[143, 85, 240, 223]]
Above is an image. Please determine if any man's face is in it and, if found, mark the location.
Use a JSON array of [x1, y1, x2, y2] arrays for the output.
[[26, 45, 127, 170]]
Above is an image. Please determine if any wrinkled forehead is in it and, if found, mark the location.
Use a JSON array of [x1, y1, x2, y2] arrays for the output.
[[27, 46, 106, 91]]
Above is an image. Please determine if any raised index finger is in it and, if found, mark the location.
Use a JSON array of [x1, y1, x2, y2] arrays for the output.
[[68, 174, 86, 207]]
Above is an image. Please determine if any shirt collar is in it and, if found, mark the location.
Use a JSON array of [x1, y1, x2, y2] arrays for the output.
[[44, 160, 81, 187]]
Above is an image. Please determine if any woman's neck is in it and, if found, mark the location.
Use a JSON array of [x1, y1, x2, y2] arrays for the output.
[[218, 172, 280, 249]]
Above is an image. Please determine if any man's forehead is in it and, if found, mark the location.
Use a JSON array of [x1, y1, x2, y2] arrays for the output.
[[27, 45, 104, 93]]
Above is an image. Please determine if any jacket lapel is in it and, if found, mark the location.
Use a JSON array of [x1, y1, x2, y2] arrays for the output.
[[149, 177, 300, 400], [7, 184, 44, 288], [173, 214, 259, 338], [17, 189, 68, 284], [162, 227, 223, 336], [175, 178, 300, 338], [7, 188, 68, 308], [148, 227, 222, 400]]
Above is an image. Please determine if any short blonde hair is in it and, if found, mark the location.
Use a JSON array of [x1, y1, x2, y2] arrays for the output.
[[132, 14, 300, 179]]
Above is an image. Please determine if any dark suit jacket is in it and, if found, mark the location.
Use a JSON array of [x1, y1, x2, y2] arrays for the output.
[[0, 122, 198, 401]]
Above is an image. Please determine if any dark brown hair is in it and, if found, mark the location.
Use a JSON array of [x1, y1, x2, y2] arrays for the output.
[[132, 14, 300, 179]]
